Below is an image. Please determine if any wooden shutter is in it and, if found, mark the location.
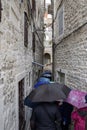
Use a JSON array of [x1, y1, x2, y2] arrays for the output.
[[24, 12, 28, 47], [58, 6, 63, 36]]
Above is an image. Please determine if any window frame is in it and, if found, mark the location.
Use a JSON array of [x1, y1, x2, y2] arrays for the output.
[[58, 4, 64, 37]]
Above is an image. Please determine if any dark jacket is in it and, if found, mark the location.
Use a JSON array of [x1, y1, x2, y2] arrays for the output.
[[30, 102, 62, 130], [59, 102, 73, 125]]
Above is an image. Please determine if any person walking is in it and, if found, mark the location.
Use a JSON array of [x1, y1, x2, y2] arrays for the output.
[[71, 107, 87, 130], [30, 102, 62, 130], [59, 102, 73, 130]]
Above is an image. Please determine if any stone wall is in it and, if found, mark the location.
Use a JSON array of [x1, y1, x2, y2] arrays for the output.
[[0, 0, 33, 130], [32, 0, 44, 84], [54, 0, 87, 91]]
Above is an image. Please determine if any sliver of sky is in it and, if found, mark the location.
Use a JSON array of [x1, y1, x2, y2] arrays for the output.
[[46, 0, 51, 4]]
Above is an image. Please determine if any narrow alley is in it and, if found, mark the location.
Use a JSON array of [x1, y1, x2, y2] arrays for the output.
[[0, 0, 87, 130]]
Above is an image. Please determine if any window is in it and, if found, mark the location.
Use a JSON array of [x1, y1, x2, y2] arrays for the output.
[[48, 4, 52, 14], [32, 0, 36, 12], [44, 53, 51, 64], [58, 5, 64, 36], [24, 12, 28, 47], [57, 71, 65, 84]]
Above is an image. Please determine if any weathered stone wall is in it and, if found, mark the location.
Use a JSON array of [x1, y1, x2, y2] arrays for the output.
[[54, 0, 87, 91], [0, 0, 33, 130], [32, 0, 44, 84]]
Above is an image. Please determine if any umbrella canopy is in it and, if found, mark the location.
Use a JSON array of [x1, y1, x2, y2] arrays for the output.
[[66, 90, 87, 109], [24, 95, 39, 108], [62, 85, 71, 97], [28, 83, 66, 102], [50, 82, 71, 97]]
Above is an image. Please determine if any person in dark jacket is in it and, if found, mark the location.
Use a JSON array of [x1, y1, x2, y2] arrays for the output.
[[30, 102, 62, 130], [59, 102, 73, 130]]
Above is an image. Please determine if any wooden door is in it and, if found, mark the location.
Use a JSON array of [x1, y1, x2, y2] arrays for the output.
[[18, 79, 25, 130]]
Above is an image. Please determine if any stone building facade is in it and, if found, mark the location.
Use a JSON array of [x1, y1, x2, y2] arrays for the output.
[[0, 0, 44, 130], [53, 0, 87, 91]]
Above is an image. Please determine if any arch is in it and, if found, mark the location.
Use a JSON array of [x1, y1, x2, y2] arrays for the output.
[[44, 53, 51, 65]]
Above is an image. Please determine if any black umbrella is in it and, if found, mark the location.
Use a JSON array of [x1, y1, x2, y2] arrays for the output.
[[49, 82, 71, 96], [24, 95, 39, 108], [28, 83, 66, 102], [62, 85, 71, 97]]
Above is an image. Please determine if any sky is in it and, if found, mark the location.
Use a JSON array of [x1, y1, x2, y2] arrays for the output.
[[46, 0, 51, 4]]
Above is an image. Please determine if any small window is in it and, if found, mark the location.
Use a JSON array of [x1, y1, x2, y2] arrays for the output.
[[44, 53, 51, 65], [24, 12, 28, 47], [57, 71, 65, 84], [32, 0, 36, 12], [48, 4, 52, 14], [58, 5, 64, 36]]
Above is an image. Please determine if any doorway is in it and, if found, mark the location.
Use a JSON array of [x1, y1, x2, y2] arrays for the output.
[[18, 78, 26, 130]]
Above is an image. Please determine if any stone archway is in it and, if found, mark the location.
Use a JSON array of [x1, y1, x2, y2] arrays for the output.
[[44, 53, 51, 65]]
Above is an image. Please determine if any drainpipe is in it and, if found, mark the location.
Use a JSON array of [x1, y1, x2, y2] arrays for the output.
[[51, 0, 55, 80]]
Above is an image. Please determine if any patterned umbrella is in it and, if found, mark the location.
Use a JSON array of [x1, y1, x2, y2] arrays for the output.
[[66, 90, 87, 108]]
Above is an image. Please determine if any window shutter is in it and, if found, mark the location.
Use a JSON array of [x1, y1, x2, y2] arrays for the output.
[[32, 0, 36, 11], [48, 5, 52, 14], [24, 12, 28, 47], [58, 6, 63, 36]]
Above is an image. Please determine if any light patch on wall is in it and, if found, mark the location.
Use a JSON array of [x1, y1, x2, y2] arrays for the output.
[[10, 1, 20, 29]]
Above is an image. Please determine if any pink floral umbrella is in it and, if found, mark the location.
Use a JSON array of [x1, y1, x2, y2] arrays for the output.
[[66, 90, 87, 109]]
